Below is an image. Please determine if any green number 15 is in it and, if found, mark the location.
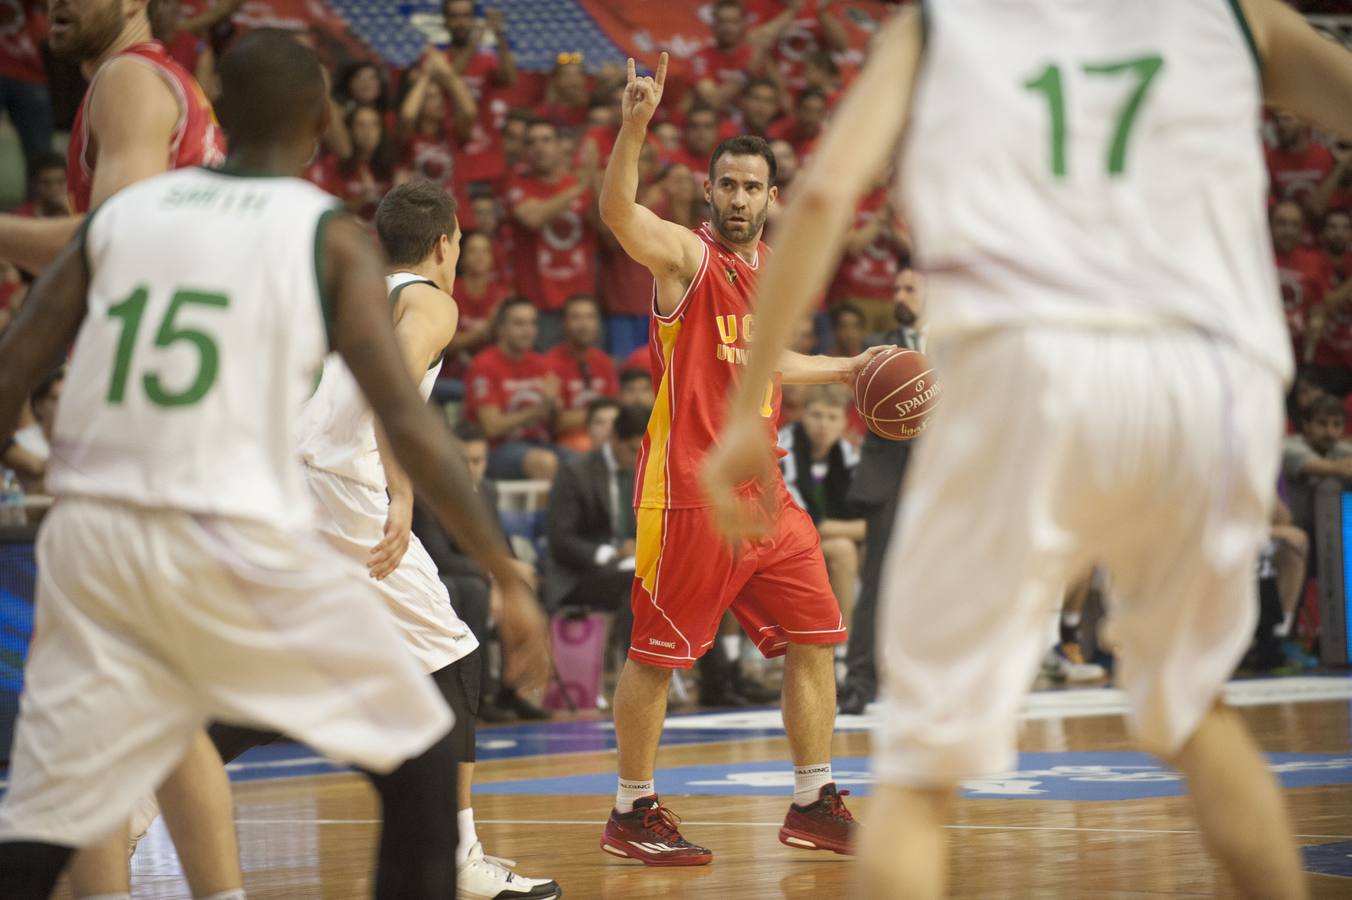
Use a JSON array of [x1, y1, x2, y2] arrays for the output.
[[1024, 54, 1164, 178], [107, 286, 229, 407]]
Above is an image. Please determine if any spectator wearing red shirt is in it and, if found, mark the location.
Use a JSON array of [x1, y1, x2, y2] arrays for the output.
[[500, 108, 533, 176], [733, 77, 782, 140], [1310, 208, 1352, 392], [506, 118, 601, 348], [827, 186, 908, 332], [465, 298, 562, 480], [665, 105, 721, 178], [1309, 142, 1352, 221], [536, 53, 591, 129], [767, 87, 826, 162], [448, 230, 512, 367], [545, 296, 619, 452], [397, 51, 477, 192], [330, 106, 395, 223], [690, 0, 792, 112], [443, 0, 519, 188], [1267, 111, 1335, 210], [0, 0, 52, 181], [470, 194, 514, 281], [11, 153, 68, 219], [745, 0, 849, 95], [1273, 199, 1331, 365]]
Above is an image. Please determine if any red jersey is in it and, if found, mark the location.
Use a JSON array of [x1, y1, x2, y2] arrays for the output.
[[691, 43, 753, 93], [464, 345, 555, 444], [545, 345, 618, 413], [0, 1, 47, 83], [455, 277, 513, 334], [505, 173, 598, 312], [766, 117, 820, 162], [68, 41, 225, 214], [1266, 143, 1335, 204], [635, 223, 781, 510], [828, 190, 902, 303], [1275, 245, 1331, 356]]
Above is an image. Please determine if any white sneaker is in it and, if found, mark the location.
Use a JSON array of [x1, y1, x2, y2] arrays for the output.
[[457, 840, 562, 900], [1042, 647, 1107, 683]]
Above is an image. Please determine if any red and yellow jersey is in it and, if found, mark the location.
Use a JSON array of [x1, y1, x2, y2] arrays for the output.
[[68, 40, 226, 214], [635, 223, 782, 510]]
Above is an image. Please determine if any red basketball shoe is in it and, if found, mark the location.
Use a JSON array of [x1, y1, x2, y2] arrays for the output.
[[779, 783, 857, 854], [600, 796, 713, 866]]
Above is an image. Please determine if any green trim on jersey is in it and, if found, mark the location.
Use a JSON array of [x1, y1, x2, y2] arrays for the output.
[[313, 206, 344, 345], [1224, 0, 1262, 77], [387, 276, 444, 372], [202, 164, 288, 179], [919, 0, 929, 48]]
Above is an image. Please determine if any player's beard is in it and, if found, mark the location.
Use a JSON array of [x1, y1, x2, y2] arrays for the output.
[[710, 200, 768, 246], [49, 1, 126, 64]]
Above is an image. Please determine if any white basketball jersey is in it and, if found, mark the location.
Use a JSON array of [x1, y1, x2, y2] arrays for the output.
[[899, 0, 1291, 380], [297, 272, 443, 489], [48, 167, 338, 528]]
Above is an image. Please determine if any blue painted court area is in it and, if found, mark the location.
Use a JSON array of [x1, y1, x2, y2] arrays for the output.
[[1303, 841, 1352, 879], [473, 751, 1352, 801]]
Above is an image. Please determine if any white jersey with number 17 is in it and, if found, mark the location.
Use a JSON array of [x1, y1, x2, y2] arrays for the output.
[[899, 0, 1290, 381], [48, 167, 338, 529]]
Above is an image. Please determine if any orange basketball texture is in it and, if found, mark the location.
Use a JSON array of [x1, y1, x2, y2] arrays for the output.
[[852, 348, 940, 441]]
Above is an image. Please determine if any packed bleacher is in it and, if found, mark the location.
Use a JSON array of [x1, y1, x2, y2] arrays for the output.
[[2, 0, 1351, 721]]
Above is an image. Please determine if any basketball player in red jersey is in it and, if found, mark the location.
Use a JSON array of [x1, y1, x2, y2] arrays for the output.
[[596, 52, 886, 866], [0, 0, 225, 273]]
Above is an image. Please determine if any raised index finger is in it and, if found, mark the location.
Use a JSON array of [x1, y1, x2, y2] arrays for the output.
[[627, 57, 636, 83], [655, 51, 669, 88]]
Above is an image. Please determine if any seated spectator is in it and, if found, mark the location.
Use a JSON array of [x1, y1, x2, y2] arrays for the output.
[[500, 107, 533, 175], [1282, 394, 1352, 538], [464, 298, 562, 480], [544, 405, 648, 647], [1287, 369, 1330, 433], [469, 193, 514, 279], [545, 295, 618, 452], [335, 60, 390, 114], [618, 367, 656, 407], [586, 397, 621, 448], [410, 423, 547, 722], [733, 76, 781, 139], [801, 48, 843, 106], [691, 0, 780, 112], [827, 302, 866, 359], [666, 104, 721, 179], [767, 86, 826, 162], [397, 51, 476, 192], [748, 0, 849, 94], [448, 231, 511, 365], [1310, 207, 1352, 389], [828, 183, 907, 332], [441, 0, 518, 188], [1272, 199, 1328, 365], [1267, 110, 1334, 209], [779, 384, 865, 635], [12, 152, 68, 218]]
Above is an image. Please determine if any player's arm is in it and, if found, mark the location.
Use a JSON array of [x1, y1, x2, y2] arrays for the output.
[[815, 0, 850, 54], [368, 285, 461, 579], [0, 58, 178, 273], [0, 236, 88, 439], [325, 214, 549, 687], [599, 53, 705, 312], [777, 350, 855, 384], [701, 8, 922, 535], [475, 383, 558, 440], [1245, 0, 1352, 139]]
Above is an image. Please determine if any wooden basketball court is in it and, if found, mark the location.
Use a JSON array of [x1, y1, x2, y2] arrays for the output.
[[59, 676, 1352, 898]]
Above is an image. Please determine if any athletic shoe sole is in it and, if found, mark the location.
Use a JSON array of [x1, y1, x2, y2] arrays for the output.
[[778, 826, 850, 855], [599, 837, 713, 866]]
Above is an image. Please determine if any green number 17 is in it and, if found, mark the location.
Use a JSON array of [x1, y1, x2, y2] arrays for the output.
[[1024, 54, 1164, 178]]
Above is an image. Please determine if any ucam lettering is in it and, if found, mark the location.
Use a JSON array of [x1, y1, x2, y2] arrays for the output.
[[715, 344, 752, 365], [715, 313, 756, 344]]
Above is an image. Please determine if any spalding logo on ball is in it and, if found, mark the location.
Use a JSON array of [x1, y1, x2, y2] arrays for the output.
[[852, 348, 940, 441]]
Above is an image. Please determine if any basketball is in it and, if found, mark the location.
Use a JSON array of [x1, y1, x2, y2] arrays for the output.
[[853, 348, 940, 441]]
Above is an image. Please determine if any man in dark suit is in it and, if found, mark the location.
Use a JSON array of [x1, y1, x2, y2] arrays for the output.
[[544, 405, 647, 646], [839, 266, 925, 715]]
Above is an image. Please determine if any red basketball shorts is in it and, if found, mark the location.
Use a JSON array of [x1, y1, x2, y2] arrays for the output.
[[628, 485, 846, 669]]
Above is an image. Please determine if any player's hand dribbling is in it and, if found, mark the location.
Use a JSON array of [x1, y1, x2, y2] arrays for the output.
[[702, 416, 780, 543], [622, 52, 669, 129], [495, 573, 552, 692]]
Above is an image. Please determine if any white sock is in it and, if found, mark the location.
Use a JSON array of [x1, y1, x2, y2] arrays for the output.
[[616, 778, 655, 812], [1275, 610, 1295, 638], [793, 763, 832, 806], [456, 807, 478, 865], [720, 635, 741, 660], [199, 892, 246, 900]]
